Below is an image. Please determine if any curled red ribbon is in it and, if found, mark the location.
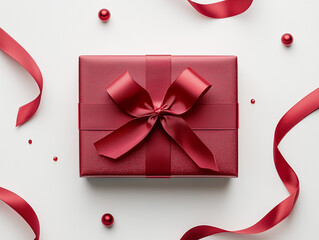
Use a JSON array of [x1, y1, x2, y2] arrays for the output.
[[0, 27, 41, 240], [181, 88, 319, 239], [187, 0, 253, 18], [0, 187, 40, 240], [94, 68, 219, 172], [0, 27, 43, 127]]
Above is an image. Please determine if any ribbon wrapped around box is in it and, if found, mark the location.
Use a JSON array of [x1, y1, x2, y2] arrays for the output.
[[79, 55, 238, 177]]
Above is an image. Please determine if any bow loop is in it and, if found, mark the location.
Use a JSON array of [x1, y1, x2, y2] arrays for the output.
[[162, 68, 211, 115], [107, 71, 154, 117]]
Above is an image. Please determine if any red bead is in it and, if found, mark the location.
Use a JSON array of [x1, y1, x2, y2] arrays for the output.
[[98, 9, 111, 22], [251, 99, 255, 104], [101, 213, 114, 227], [281, 33, 293, 46], [53, 156, 58, 161], [28, 139, 32, 145]]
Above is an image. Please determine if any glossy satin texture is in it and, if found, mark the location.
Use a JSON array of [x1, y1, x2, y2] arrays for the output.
[[94, 68, 219, 172], [0, 27, 43, 126], [181, 89, 319, 240], [187, 0, 253, 18], [0, 187, 40, 240], [0, 28, 41, 240]]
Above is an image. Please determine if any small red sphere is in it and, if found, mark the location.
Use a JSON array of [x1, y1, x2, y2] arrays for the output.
[[28, 139, 32, 145], [101, 213, 114, 227], [281, 33, 293, 47], [251, 99, 255, 104], [53, 156, 58, 162], [98, 9, 111, 22]]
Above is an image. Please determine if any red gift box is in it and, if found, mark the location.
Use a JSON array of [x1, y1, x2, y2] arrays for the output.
[[79, 55, 238, 177]]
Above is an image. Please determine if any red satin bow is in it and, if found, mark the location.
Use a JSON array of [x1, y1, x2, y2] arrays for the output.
[[187, 0, 253, 18], [0, 27, 41, 240], [181, 88, 319, 240], [94, 68, 219, 172]]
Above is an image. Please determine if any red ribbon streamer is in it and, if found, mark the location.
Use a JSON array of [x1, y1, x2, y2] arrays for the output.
[[0, 187, 40, 240], [181, 88, 319, 239], [0, 27, 41, 240], [94, 68, 219, 172], [187, 0, 253, 18], [0, 27, 43, 127]]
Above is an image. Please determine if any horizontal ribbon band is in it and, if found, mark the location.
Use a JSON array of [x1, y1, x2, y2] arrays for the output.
[[79, 103, 238, 131]]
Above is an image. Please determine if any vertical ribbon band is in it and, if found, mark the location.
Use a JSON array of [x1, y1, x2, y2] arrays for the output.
[[145, 55, 172, 177], [181, 88, 319, 240], [0, 27, 41, 240]]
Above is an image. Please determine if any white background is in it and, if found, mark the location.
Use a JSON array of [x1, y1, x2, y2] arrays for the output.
[[0, 0, 319, 239]]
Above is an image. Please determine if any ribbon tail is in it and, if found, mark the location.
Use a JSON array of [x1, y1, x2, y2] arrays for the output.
[[0, 27, 43, 127], [187, 0, 253, 19], [16, 96, 41, 127], [181, 88, 319, 240], [160, 115, 218, 172], [94, 117, 156, 159], [0, 187, 40, 240]]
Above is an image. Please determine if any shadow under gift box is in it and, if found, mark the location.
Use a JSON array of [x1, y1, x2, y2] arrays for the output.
[[79, 55, 238, 177]]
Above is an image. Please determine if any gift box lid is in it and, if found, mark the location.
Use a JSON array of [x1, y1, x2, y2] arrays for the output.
[[79, 55, 238, 177]]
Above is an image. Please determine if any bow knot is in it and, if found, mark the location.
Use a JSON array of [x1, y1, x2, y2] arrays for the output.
[[94, 68, 219, 172], [152, 106, 166, 118]]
